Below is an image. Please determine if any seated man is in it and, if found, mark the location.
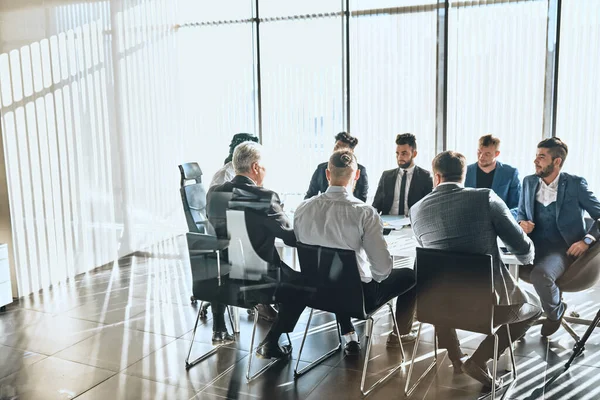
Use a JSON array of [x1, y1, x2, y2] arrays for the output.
[[518, 138, 600, 336], [372, 133, 433, 216], [292, 149, 416, 354], [465, 134, 521, 216], [209, 133, 259, 188], [305, 132, 369, 202], [410, 150, 542, 388], [207, 142, 299, 358]]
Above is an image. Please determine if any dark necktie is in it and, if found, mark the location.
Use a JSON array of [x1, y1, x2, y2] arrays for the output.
[[398, 169, 407, 216]]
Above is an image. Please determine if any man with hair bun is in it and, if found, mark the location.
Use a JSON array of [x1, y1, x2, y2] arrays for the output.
[[305, 132, 369, 202]]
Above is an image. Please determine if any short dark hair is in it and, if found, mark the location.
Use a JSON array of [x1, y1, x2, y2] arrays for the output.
[[537, 137, 568, 167], [478, 134, 500, 149], [432, 151, 466, 182], [395, 133, 417, 150], [334, 132, 358, 149]]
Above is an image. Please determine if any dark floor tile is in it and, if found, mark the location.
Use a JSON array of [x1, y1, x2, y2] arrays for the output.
[[75, 373, 199, 400], [65, 296, 148, 325], [123, 338, 245, 391], [54, 325, 175, 371], [0, 315, 102, 355], [0, 345, 46, 380], [0, 356, 114, 400], [125, 302, 201, 338]]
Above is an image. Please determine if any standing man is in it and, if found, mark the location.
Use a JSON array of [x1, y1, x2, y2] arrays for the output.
[[410, 150, 541, 388], [465, 134, 521, 214], [372, 133, 433, 216], [518, 138, 600, 336], [305, 132, 369, 202]]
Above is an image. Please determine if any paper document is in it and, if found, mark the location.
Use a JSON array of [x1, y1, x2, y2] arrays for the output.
[[380, 215, 411, 229]]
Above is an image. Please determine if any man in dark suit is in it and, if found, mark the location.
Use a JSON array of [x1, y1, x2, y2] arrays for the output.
[[465, 134, 521, 216], [305, 132, 369, 202], [372, 133, 433, 216], [410, 150, 541, 388], [207, 142, 300, 358], [518, 138, 600, 336]]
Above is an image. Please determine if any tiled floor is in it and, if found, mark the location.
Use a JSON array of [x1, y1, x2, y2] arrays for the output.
[[1, 236, 599, 400]]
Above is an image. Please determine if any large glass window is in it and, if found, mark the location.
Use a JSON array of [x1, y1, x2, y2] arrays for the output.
[[555, 0, 600, 193], [447, 0, 548, 178]]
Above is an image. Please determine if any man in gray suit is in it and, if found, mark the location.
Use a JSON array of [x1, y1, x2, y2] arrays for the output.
[[410, 151, 542, 388]]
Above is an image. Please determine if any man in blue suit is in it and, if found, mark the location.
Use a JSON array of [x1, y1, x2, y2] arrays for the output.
[[518, 138, 600, 336], [465, 134, 521, 215]]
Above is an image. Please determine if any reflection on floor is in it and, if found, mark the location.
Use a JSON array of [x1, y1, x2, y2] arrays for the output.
[[0, 236, 599, 400]]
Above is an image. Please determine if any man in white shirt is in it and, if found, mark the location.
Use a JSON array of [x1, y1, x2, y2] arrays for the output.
[[518, 138, 600, 336], [209, 133, 259, 188], [294, 149, 416, 354]]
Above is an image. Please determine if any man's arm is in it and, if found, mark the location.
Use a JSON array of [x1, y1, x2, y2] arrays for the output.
[[517, 178, 529, 223], [579, 177, 600, 229], [354, 166, 369, 202], [265, 194, 297, 247], [371, 173, 386, 213], [506, 168, 521, 210], [361, 208, 393, 282], [304, 166, 322, 200], [423, 171, 433, 196], [490, 191, 535, 265]]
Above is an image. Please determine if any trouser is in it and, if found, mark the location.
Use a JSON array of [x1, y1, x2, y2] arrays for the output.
[[270, 268, 416, 338], [212, 302, 227, 331], [529, 249, 572, 320], [437, 292, 542, 364]]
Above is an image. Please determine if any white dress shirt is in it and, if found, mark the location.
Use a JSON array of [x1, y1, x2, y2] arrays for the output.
[[536, 173, 560, 206], [390, 165, 416, 216], [294, 186, 393, 283], [210, 161, 235, 188]]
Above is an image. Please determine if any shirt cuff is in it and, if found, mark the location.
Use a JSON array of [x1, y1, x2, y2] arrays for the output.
[[585, 234, 596, 243]]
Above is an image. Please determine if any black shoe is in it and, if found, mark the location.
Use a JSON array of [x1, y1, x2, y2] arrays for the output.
[[256, 304, 278, 322], [212, 330, 235, 345], [256, 339, 292, 360], [451, 354, 469, 372], [344, 340, 361, 356], [461, 358, 501, 389], [541, 302, 567, 337]]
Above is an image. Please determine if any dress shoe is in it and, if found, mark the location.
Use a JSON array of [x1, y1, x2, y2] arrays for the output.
[[344, 340, 361, 356], [256, 304, 278, 322], [212, 330, 235, 345], [256, 339, 292, 360], [386, 327, 418, 348], [541, 302, 567, 337], [450, 354, 469, 371], [461, 358, 501, 389]]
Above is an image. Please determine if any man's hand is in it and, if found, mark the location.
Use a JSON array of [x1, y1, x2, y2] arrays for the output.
[[519, 220, 535, 234], [567, 240, 589, 258]]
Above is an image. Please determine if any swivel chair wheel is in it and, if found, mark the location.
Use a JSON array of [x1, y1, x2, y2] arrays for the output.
[[190, 295, 197, 305], [199, 308, 208, 318], [247, 309, 255, 316]]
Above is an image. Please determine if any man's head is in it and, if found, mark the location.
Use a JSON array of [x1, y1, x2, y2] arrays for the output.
[[333, 132, 359, 152], [326, 149, 360, 190], [477, 134, 501, 169], [535, 137, 568, 179], [233, 142, 267, 186], [225, 133, 259, 164], [431, 150, 467, 187], [395, 133, 418, 169]]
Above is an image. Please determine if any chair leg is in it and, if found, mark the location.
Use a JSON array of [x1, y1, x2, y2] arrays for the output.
[[360, 316, 406, 396], [185, 307, 226, 370], [405, 323, 438, 397], [294, 309, 343, 377], [388, 302, 406, 362], [561, 319, 581, 342], [246, 306, 291, 382], [491, 333, 499, 400]]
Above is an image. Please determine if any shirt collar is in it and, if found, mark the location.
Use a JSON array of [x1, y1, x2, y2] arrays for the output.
[[539, 173, 561, 190], [437, 181, 464, 188], [325, 186, 350, 194], [398, 165, 416, 174]]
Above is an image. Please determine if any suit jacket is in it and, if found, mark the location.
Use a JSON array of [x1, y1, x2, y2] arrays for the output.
[[305, 162, 369, 202], [518, 173, 600, 247], [372, 165, 433, 215], [410, 184, 535, 306], [465, 161, 521, 210], [207, 175, 296, 267]]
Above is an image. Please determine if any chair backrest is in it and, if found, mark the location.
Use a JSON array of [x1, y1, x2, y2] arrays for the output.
[[206, 192, 234, 238], [178, 162, 208, 233], [416, 247, 496, 335], [557, 241, 600, 292], [296, 242, 367, 319], [226, 209, 269, 281]]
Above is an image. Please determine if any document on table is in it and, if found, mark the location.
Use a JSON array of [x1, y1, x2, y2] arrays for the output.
[[380, 215, 411, 230]]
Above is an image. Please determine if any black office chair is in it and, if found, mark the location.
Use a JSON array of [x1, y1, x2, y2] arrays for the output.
[[405, 248, 517, 400], [293, 243, 415, 396]]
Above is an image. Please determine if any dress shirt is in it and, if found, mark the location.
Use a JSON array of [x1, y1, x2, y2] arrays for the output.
[[210, 162, 236, 188], [294, 186, 393, 283], [390, 165, 416, 216], [536, 173, 560, 207], [436, 181, 464, 188]]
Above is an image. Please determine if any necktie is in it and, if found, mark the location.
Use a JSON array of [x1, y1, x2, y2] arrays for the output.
[[398, 170, 407, 216]]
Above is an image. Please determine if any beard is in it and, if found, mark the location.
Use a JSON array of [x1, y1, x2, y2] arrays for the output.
[[535, 163, 555, 178], [398, 159, 413, 169]]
